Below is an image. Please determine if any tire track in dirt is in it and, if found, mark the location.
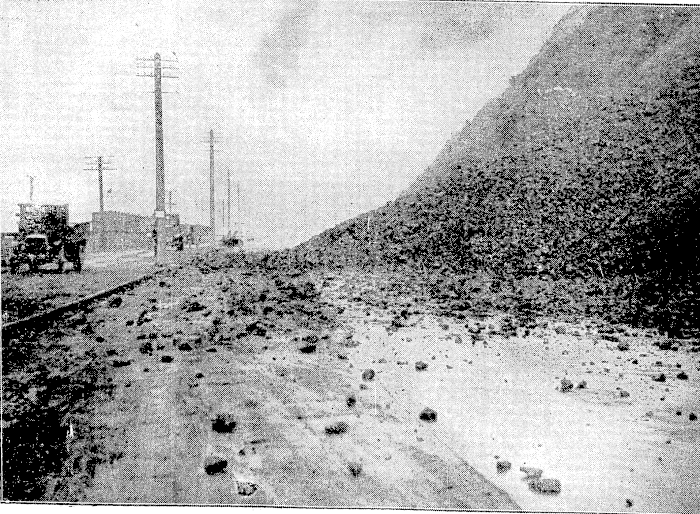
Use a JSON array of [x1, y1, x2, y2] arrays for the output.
[[80, 260, 519, 508]]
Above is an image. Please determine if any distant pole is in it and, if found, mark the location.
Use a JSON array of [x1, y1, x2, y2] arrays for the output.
[[98, 156, 104, 212], [84, 156, 115, 213], [154, 53, 165, 213], [237, 182, 242, 235], [226, 167, 231, 235], [209, 129, 215, 243], [28, 175, 34, 203]]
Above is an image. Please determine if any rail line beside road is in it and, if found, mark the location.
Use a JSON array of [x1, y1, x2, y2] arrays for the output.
[[1, 268, 164, 340]]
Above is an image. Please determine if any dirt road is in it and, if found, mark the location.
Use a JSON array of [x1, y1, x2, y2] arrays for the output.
[[57, 259, 516, 508], [4, 255, 699, 510]]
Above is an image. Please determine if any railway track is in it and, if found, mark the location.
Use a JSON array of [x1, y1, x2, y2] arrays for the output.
[[1, 269, 164, 340]]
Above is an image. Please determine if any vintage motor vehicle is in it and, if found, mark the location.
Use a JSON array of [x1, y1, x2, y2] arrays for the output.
[[8, 204, 86, 274]]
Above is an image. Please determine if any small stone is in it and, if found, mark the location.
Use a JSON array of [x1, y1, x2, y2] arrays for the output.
[[415, 361, 428, 371], [454, 335, 463, 344], [577, 380, 587, 389], [178, 342, 193, 351], [378, 358, 387, 364], [362, 369, 375, 381], [139, 341, 153, 355], [299, 344, 317, 354], [236, 481, 257, 496], [530, 478, 561, 494], [346, 394, 357, 407], [677, 371, 688, 380], [496, 460, 511, 473], [617, 342, 630, 351], [348, 461, 363, 477], [161, 355, 174, 363], [520, 466, 543, 479], [690, 413, 698, 421], [620, 390, 630, 398], [419, 407, 437, 422], [212, 413, 236, 433], [626, 499, 633, 508], [652, 373, 666, 382], [204, 456, 227, 475], [112, 359, 132, 368], [560, 379, 574, 392], [108, 295, 123, 308], [325, 421, 349, 435]]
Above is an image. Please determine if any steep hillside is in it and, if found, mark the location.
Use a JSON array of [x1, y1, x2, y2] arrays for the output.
[[286, 5, 700, 331]]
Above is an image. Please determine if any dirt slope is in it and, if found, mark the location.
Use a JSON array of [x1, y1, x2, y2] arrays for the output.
[[291, 4, 700, 332]]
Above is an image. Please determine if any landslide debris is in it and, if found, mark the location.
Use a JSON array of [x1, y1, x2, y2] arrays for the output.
[[276, 5, 700, 335]]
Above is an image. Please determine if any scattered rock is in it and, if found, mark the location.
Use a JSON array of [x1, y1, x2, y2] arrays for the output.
[[520, 466, 543, 479], [454, 335, 463, 345], [108, 295, 123, 308], [530, 478, 561, 494], [577, 380, 587, 389], [161, 355, 174, 363], [419, 407, 437, 422], [346, 394, 357, 407], [112, 359, 132, 368], [362, 369, 375, 381], [619, 390, 630, 398], [236, 481, 257, 496], [299, 343, 317, 354], [626, 499, 633, 508], [325, 421, 349, 435], [348, 461, 363, 477], [378, 358, 387, 364], [415, 361, 428, 371], [139, 341, 153, 355], [617, 342, 630, 351], [677, 371, 688, 380], [690, 413, 697, 421], [560, 379, 574, 392], [178, 342, 193, 351], [212, 413, 237, 433], [203, 456, 227, 475], [652, 373, 666, 382], [496, 460, 511, 473]]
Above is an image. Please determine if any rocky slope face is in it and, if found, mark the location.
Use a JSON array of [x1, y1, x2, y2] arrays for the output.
[[288, 5, 700, 332]]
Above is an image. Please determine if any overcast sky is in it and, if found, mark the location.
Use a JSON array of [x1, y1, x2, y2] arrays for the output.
[[1, 0, 569, 248]]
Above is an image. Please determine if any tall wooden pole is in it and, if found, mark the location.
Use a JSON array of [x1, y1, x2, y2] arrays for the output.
[[154, 53, 165, 213], [98, 156, 104, 212], [209, 129, 215, 243]]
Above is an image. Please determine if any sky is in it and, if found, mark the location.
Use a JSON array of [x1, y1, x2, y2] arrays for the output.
[[0, 0, 570, 249]]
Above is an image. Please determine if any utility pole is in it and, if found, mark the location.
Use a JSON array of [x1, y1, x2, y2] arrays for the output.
[[237, 182, 242, 236], [28, 175, 34, 203], [210, 129, 215, 242], [84, 156, 115, 212], [137, 52, 178, 258], [226, 167, 231, 236]]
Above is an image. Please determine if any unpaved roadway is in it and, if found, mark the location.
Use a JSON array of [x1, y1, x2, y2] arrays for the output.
[[3, 254, 699, 510]]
